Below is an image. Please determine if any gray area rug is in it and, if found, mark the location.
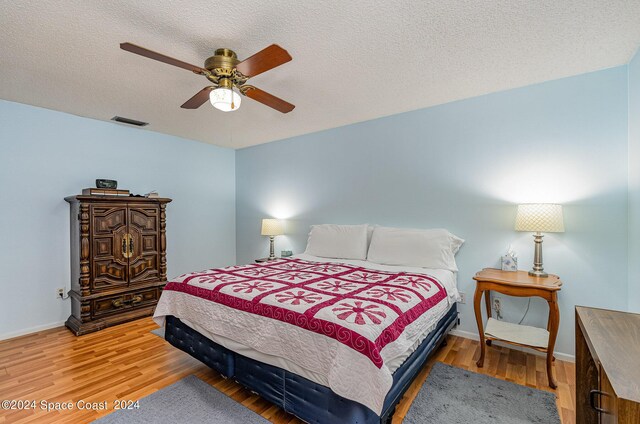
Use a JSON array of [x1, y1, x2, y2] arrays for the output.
[[151, 326, 165, 338], [93, 375, 269, 424], [405, 362, 560, 423]]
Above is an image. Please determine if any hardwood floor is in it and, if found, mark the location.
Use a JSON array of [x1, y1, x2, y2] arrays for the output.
[[0, 318, 575, 424]]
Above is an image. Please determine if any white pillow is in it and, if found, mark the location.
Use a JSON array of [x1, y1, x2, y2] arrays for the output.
[[366, 224, 377, 248], [366, 227, 464, 271], [305, 224, 369, 260]]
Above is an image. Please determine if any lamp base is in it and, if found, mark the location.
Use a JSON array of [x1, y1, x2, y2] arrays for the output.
[[528, 232, 549, 278], [268, 236, 276, 261]]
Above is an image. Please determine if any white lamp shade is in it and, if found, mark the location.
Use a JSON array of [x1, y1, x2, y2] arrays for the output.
[[209, 87, 241, 112], [261, 219, 284, 236], [515, 204, 564, 233]]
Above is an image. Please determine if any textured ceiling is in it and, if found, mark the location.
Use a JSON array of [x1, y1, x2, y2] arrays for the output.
[[1, 1, 640, 149]]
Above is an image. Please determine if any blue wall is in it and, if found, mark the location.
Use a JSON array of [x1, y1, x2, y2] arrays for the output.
[[629, 48, 640, 313], [236, 67, 629, 356], [0, 63, 634, 355], [0, 100, 236, 339]]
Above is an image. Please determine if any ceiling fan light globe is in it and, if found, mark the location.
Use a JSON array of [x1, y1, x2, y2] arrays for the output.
[[209, 87, 241, 112]]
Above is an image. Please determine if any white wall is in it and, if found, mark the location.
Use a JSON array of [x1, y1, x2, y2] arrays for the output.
[[0, 100, 236, 339], [236, 66, 629, 357]]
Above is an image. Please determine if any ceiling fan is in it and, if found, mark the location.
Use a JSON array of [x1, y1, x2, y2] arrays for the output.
[[120, 42, 295, 113]]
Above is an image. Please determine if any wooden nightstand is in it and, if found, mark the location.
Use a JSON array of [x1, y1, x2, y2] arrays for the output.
[[473, 268, 562, 388]]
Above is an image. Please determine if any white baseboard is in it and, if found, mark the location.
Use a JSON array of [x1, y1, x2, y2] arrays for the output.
[[450, 328, 575, 363], [0, 320, 66, 341]]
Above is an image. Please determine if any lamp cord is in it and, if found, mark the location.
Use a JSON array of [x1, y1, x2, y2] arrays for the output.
[[518, 298, 531, 325]]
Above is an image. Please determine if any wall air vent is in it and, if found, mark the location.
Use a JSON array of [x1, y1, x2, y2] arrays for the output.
[[110, 116, 149, 127]]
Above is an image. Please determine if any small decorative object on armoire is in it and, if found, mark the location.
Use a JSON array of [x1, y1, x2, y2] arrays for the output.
[[261, 218, 285, 261], [82, 187, 130, 197], [515, 203, 564, 277], [64, 194, 172, 335], [95, 179, 118, 189]]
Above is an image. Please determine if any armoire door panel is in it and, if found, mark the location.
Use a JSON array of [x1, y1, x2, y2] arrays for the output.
[[142, 234, 157, 251], [93, 259, 128, 285], [127, 206, 160, 285], [90, 205, 128, 290], [92, 207, 127, 235], [129, 207, 158, 231], [94, 238, 114, 256], [129, 256, 159, 283]]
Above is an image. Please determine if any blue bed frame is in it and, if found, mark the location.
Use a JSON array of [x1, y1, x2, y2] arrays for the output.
[[164, 303, 457, 424]]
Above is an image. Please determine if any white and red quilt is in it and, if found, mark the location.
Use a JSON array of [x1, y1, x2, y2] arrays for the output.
[[154, 258, 450, 413]]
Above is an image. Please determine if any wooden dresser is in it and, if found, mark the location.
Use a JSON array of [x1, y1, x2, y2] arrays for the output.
[[65, 195, 172, 335], [576, 306, 640, 423]]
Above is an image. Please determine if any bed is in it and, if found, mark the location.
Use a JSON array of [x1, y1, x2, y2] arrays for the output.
[[154, 251, 460, 424]]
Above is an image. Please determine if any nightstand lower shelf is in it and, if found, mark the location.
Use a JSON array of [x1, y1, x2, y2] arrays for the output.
[[484, 318, 549, 350]]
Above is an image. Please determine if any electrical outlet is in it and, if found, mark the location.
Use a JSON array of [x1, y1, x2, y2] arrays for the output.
[[493, 297, 501, 311], [458, 292, 466, 304], [57, 288, 65, 299], [493, 297, 503, 319]]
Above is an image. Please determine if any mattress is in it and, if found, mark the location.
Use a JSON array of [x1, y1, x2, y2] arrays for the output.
[[180, 253, 458, 378], [154, 254, 458, 413], [164, 303, 458, 424]]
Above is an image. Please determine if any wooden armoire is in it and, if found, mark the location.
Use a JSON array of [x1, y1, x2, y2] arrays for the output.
[[64, 195, 172, 335]]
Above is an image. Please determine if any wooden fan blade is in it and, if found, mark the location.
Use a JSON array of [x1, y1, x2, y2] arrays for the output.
[[236, 44, 292, 78], [244, 87, 295, 113], [120, 42, 206, 74], [181, 87, 213, 109]]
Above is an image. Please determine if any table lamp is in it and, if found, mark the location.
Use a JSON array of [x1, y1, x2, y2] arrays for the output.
[[515, 204, 564, 277], [261, 218, 285, 261]]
